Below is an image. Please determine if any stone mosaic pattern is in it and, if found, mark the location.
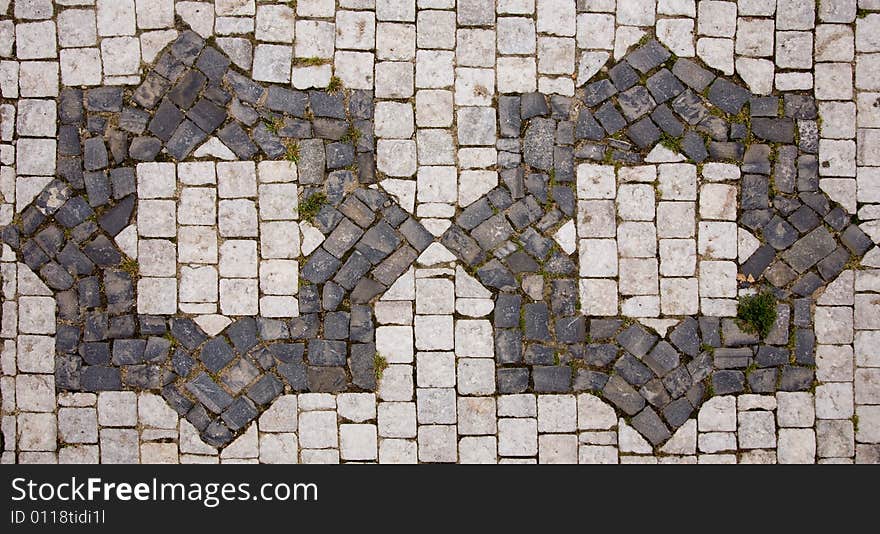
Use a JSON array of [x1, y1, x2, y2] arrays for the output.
[[439, 52, 873, 446], [1, 28, 432, 446], [1, 0, 880, 463]]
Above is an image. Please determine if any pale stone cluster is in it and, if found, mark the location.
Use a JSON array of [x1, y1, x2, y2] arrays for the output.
[[577, 162, 745, 318], [134, 161, 300, 326]]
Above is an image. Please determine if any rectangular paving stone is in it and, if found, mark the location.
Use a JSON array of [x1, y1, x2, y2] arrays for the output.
[[782, 227, 839, 273], [186, 373, 233, 414]]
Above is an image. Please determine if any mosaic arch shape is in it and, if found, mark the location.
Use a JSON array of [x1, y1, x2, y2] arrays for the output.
[[0, 30, 873, 450]]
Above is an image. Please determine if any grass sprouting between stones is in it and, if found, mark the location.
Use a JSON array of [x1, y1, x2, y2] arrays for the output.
[[327, 75, 343, 94], [163, 331, 178, 348], [284, 140, 300, 163], [342, 124, 362, 146], [120, 258, 139, 278], [736, 291, 778, 339], [265, 116, 284, 134], [294, 56, 329, 67], [299, 192, 327, 222], [659, 132, 682, 153]]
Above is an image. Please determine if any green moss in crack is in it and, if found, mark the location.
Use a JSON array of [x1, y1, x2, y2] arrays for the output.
[[284, 139, 300, 163], [659, 132, 682, 153], [265, 116, 284, 134], [326, 75, 343, 94], [299, 192, 327, 222], [374, 352, 389, 381], [293, 56, 329, 67], [736, 291, 778, 339], [844, 254, 864, 271], [163, 331, 179, 349], [341, 124, 362, 146], [569, 359, 588, 378], [119, 258, 139, 278], [745, 362, 758, 377]]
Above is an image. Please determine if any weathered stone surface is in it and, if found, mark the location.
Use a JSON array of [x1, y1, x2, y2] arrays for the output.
[[603, 375, 646, 416], [523, 118, 555, 171], [782, 227, 838, 273], [532, 366, 571, 392], [186, 373, 233, 414], [631, 407, 671, 446]]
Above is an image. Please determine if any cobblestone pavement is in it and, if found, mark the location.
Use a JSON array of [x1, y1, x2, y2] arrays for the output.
[[1, 0, 879, 463]]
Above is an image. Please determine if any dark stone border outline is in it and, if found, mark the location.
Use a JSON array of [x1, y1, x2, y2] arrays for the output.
[[437, 38, 873, 447], [0, 30, 432, 447]]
